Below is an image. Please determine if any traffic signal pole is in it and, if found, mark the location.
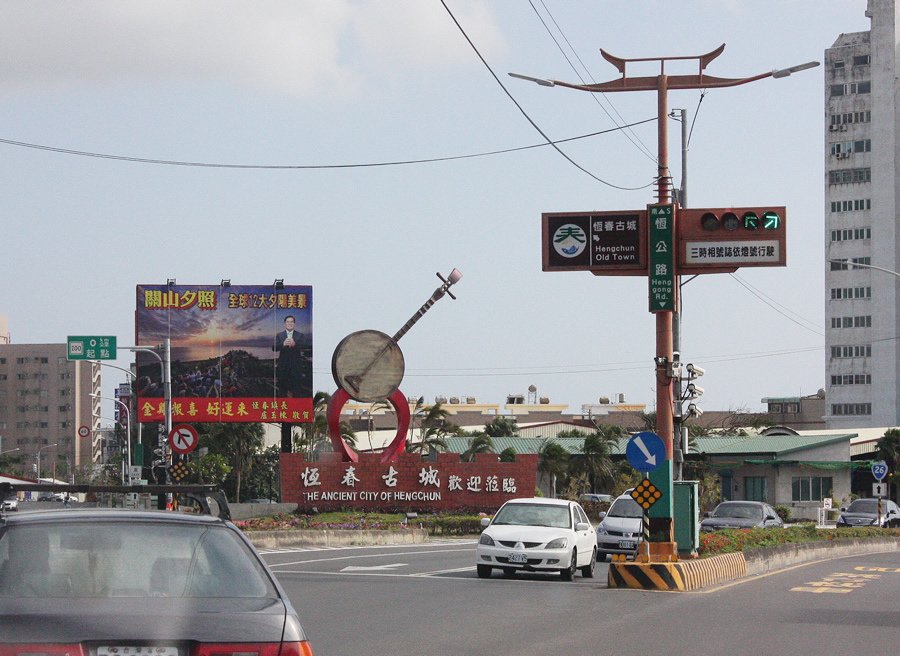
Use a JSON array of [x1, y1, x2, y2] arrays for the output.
[[513, 46, 819, 560]]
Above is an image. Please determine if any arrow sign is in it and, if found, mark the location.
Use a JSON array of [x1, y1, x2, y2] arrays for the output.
[[626, 431, 666, 473], [340, 563, 407, 572]]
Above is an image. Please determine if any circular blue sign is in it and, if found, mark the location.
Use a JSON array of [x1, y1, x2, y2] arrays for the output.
[[872, 461, 888, 481], [626, 431, 666, 473]]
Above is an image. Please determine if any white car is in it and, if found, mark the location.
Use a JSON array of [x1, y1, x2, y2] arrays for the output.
[[0, 498, 17, 511], [595, 491, 643, 561], [476, 497, 597, 581]]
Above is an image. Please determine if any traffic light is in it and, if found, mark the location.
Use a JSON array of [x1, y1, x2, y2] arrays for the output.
[[678, 206, 787, 273]]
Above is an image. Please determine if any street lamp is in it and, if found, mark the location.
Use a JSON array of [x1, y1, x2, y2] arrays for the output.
[[91, 361, 142, 457], [828, 259, 900, 278], [511, 45, 820, 548], [0, 448, 20, 456], [91, 393, 131, 483], [36, 443, 58, 482]]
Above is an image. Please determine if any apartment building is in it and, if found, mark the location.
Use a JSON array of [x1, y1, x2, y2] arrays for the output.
[[0, 343, 101, 478], [825, 0, 900, 427]]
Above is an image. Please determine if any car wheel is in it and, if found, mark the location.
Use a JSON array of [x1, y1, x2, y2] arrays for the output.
[[597, 550, 609, 563], [560, 550, 578, 581], [476, 564, 492, 579], [581, 548, 597, 579]]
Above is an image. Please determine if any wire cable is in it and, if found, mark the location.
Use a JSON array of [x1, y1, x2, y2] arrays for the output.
[[440, 0, 652, 191], [730, 273, 824, 335], [0, 119, 656, 171], [529, 0, 657, 163]]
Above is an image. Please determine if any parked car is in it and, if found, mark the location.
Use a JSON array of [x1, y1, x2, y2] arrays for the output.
[[700, 501, 784, 532], [836, 498, 900, 528], [0, 507, 314, 652], [476, 497, 597, 581], [0, 499, 16, 512], [579, 493, 613, 504], [595, 491, 643, 561]]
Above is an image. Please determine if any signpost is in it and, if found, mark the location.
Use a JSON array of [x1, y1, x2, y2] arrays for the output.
[[67, 336, 117, 361], [626, 431, 666, 473], [648, 204, 675, 312]]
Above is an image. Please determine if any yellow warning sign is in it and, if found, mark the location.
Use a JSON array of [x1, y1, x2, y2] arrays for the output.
[[630, 478, 662, 510]]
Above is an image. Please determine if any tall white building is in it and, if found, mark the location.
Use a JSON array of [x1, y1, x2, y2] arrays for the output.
[[825, 0, 900, 428]]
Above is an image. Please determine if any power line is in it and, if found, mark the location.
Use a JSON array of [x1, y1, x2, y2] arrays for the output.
[[730, 273, 824, 335], [0, 119, 656, 170], [440, 0, 652, 192]]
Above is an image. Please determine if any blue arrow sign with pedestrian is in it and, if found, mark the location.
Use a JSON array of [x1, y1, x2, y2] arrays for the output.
[[626, 431, 666, 474]]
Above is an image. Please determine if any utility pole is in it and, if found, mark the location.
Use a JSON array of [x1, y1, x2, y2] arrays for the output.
[[515, 46, 819, 556]]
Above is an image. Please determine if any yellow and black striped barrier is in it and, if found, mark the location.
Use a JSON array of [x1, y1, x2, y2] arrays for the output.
[[608, 552, 747, 592]]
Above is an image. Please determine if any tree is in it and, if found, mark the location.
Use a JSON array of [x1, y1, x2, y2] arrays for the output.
[[484, 416, 519, 438], [187, 453, 231, 488], [407, 400, 452, 454], [461, 434, 495, 462], [876, 428, 900, 500], [296, 391, 356, 457], [537, 440, 569, 498], [498, 447, 517, 462], [579, 429, 621, 493], [203, 423, 265, 502]]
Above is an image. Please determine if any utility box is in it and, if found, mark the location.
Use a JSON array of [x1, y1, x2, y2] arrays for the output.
[[674, 480, 699, 556]]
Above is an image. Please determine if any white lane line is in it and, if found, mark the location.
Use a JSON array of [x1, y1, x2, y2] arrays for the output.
[[266, 547, 474, 568]]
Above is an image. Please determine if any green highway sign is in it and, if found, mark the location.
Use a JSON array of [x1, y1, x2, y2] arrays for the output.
[[67, 335, 117, 361], [648, 204, 675, 312]]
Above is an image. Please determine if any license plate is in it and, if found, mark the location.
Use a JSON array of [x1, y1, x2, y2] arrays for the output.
[[508, 552, 528, 564], [98, 648, 180, 656], [618, 540, 636, 549]]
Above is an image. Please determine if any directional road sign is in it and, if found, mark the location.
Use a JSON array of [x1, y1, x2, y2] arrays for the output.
[[872, 460, 888, 481], [67, 336, 117, 361], [648, 204, 675, 312], [626, 431, 666, 473]]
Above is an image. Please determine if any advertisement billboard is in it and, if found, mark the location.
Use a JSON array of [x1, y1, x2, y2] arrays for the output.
[[135, 284, 313, 423]]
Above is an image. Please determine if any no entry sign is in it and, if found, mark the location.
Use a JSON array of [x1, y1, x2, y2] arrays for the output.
[[168, 424, 199, 454]]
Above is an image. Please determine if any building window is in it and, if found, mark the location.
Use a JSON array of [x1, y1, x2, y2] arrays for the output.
[[745, 477, 768, 502], [792, 476, 833, 502], [831, 199, 871, 212], [830, 228, 871, 242], [829, 81, 870, 97], [829, 168, 871, 185], [833, 59, 845, 69], [0, 358, 5, 364], [831, 403, 872, 415], [784, 403, 800, 414], [830, 140, 871, 156], [830, 257, 871, 270], [830, 374, 871, 385], [831, 344, 872, 358], [830, 286, 872, 299], [853, 55, 870, 66], [768, 403, 782, 413]]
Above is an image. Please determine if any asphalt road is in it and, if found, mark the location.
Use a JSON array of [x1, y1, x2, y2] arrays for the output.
[[263, 541, 900, 656]]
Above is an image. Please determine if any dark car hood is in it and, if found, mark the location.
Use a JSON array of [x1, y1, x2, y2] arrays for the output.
[[839, 512, 878, 525], [700, 516, 760, 530], [0, 596, 293, 643]]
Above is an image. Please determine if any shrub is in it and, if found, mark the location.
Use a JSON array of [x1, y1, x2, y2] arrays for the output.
[[774, 505, 791, 522]]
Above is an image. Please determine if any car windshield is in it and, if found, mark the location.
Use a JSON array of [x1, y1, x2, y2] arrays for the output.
[[712, 503, 764, 520], [607, 497, 643, 518], [847, 499, 879, 514], [0, 520, 278, 599], [492, 503, 571, 528]]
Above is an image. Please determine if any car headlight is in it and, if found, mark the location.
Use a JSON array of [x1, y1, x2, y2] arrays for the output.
[[546, 537, 568, 549], [479, 533, 495, 546]]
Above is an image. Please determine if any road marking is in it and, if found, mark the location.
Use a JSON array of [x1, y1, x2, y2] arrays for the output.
[[266, 547, 473, 568], [341, 563, 407, 572], [258, 540, 476, 555], [791, 571, 879, 594], [412, 566, 477, 576]]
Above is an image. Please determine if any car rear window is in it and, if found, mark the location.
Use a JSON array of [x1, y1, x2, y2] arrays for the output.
[[0, 520, 278, 599]]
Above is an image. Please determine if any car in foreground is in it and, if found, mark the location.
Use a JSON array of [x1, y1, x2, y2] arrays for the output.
[[476, 497, 597, 580], [836, 498, 900, 528], [0, 506, 314, 653], [595, 491, 643, 561], [700, 501, 784, 532], [0, 499, 16, 512]]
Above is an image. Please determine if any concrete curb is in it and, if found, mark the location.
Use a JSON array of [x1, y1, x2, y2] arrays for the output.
[[608, 537, 900, 591], [246, 528, 429, 550]]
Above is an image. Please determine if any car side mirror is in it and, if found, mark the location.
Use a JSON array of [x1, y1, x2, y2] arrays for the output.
[[840, 507, 847, 512], [598, 511, 607, 520], [704, 511, 711, 518], [480, 517, 491, 528], [575, 522, 590, 532]]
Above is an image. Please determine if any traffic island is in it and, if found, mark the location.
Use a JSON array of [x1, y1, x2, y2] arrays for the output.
[[608, 552, 747, 592]]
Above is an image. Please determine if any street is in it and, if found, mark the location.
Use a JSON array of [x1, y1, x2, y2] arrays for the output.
[[264, 541, 900, 656]]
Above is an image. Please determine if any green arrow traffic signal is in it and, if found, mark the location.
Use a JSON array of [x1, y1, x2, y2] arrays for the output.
[[762, 211, 780, 229]]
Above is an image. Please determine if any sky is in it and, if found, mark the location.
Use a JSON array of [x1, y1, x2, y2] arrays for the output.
[[0, 1, 873, 420]]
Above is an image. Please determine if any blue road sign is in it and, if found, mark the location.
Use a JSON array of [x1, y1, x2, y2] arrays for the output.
[[872, 461, 888, 481], [626, 431, 666, 473]]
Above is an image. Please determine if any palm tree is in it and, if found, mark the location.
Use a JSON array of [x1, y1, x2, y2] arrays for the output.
[[498, 447, 517, 462], [296, 391, 356, 458], [484, 415, 519, 438], [205, 422, 264, 503], [461, 434, 495, 462], [407, 425, 449, 455], [408, 400, 452, 453], [537, 439, 569, 498], [579, 428, 622, 493]]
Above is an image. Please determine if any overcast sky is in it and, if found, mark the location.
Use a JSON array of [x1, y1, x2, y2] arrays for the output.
[[0, 1, 872, 418]]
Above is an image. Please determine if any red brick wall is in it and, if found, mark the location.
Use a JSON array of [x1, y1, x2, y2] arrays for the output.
[[280, 451, 539, 513]]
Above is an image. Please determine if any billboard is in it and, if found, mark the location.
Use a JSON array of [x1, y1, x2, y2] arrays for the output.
[[135, 284, 313, 423]]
